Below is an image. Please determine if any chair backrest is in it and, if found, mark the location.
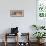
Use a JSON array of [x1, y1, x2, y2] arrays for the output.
[[11, 27, 18, 34]]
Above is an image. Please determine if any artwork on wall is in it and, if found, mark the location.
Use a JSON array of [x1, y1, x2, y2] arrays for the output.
[[36, 0, 46, 26], [37, 0, 46, 18], [10, 10, 24, 17]]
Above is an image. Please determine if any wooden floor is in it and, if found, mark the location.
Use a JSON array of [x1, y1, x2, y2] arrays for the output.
[[0, 42, 46, 46]]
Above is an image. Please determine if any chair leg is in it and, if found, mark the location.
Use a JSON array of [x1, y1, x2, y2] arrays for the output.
[[4, 41, 7, 46], [4, 33, 7, 46]]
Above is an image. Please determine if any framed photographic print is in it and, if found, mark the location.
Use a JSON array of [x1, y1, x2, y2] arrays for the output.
[[10, 10, 24, 17]]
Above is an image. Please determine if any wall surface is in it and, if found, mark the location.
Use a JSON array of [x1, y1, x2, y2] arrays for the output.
[[0, 0, 36, 42]]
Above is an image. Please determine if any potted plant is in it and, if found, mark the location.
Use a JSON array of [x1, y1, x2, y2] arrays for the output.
[[32, 25, 39, 30], [40, 26, 45, 29], [32, 24, 45, 30], [33, 32, 46, 43]]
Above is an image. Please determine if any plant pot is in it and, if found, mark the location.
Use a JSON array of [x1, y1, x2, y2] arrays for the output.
[[37, 39, 44, 44], [37, 39, 40, 43], [37, 39, 40, 46]]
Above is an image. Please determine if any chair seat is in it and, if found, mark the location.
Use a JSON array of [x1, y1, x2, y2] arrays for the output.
[[6, 33, 17, 36]]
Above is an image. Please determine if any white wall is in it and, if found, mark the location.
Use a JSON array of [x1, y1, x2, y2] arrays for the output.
[[0, 0, 36, 42]]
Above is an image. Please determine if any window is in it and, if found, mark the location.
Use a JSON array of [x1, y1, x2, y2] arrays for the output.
[[37, 0, 46, 18]]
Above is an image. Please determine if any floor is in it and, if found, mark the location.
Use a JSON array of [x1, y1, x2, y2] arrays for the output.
[[0, 42, 46, 46]]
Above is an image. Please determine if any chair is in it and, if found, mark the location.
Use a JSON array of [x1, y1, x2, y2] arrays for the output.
[[18, 33, 30, 46], [4, 27, 19, 46]]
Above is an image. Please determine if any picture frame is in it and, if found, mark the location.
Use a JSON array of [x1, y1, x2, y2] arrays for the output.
[[10, 10, 24, 17]]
